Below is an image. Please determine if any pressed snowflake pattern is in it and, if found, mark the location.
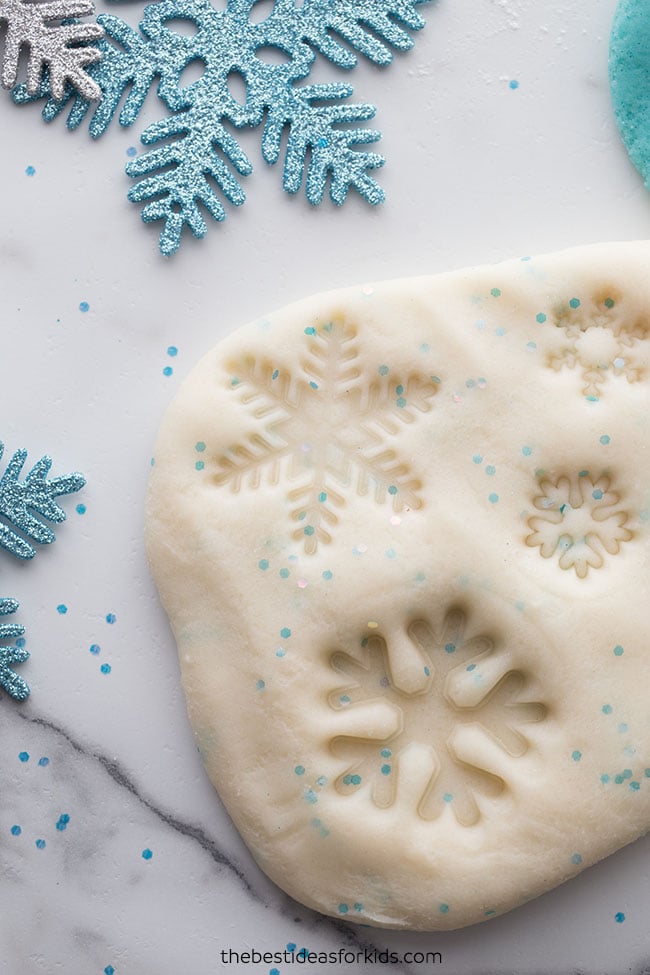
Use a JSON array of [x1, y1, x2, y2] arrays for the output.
[[214, 320, 438, 553], [525, 471, 632, 578], [13, 0, 430, 254], [328, 608, 546, 826], [546, 291, 650, 399]]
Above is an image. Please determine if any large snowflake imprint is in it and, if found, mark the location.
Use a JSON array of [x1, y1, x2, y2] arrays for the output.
[[214, 320, 438, 552], [546, 289, 650, 399], [327, 608, 546, 826], [525, 471, 632, 578]]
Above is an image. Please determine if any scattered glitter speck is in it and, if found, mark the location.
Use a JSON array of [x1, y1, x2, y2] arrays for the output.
[[79, 301, 89, 313], [25, 165, 36, 176]]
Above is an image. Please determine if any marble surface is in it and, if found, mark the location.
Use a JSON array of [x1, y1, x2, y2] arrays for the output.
[[1, 0, 650, 972]]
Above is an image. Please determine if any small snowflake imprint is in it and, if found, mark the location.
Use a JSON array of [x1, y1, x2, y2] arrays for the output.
[[214, 319, 439, 553], [546, 290, 650, 399], [327, 608, 546, 826], [525, 471, 632, 577]]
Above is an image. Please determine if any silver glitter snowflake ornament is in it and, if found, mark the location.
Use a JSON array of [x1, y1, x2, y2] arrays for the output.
[[0, 0, 103, 99], [14, 0, 430, 255]]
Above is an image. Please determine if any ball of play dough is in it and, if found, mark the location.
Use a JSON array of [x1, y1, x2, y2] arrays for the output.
[[610, 0, 650, 189], [146, 242, 650, 930]]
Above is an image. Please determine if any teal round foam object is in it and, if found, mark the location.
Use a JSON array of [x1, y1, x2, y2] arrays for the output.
[[610, 0, 650, 189]]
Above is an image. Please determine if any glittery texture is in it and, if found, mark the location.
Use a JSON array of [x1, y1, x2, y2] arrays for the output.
[[13, 0, 429, 254], [0, 442, 86, 559], [0, 0, 103, 99], [0, 597, 29, 701]]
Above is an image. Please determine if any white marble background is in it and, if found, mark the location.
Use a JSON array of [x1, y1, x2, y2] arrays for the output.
[[1, 0, 650, 972]]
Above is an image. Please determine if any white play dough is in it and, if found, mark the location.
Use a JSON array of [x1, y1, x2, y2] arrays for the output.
[[146, 242, 650, 930]]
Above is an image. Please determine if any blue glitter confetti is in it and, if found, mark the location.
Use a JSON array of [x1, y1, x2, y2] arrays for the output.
[[10, 824, 21, 836], [25, 165, 36, 176], [106, 613, 116, 625], [615, 911, 626, 923], [142, 848, 153, 860], [15, 0, 430, 255], [100, 663, 112, 674], [35, 838, 46, 849], [79, 301, 90, 313], [18, 750, 29, 762]]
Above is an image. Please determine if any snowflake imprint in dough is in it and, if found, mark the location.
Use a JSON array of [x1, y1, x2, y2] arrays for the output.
[[214, 320, 439, 553], [525, 471, 633, 578], [546, 290, 650, 399], [328, 608, 546, 826]]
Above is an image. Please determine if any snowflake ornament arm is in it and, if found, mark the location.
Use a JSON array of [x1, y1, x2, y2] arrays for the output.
[[262, 81, 384, 206], [0, 442, 86, 559], [12, 13, 159, 135], [0, 597, 29, 701], [0, 0, 103, 99]]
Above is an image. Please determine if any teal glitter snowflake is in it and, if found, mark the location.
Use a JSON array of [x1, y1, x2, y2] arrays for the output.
[[0, 442, 86, 558], [0, 597, 29, 701], [13, 0, 430, 255], [0, 441, 86, 702]]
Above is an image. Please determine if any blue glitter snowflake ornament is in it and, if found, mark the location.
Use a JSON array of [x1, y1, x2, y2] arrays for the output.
[[0, 442, 86, 558], [0, 442, 86, 703], [0, 598, 29, 701], [14, 0, 430, 255]]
